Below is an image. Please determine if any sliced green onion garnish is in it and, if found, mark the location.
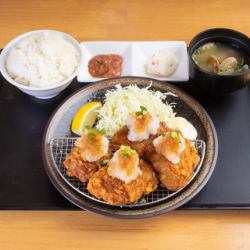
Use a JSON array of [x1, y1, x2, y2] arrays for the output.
[[136, 106, 147, 117], [85, 126, 106, 136], [87, 132, 94, 141], [139, 198, 147, 204], [100, 159, 109, 165], [121, 145, 133, 159], [99, 128, 106, 135], [170, 131, 178, 139]]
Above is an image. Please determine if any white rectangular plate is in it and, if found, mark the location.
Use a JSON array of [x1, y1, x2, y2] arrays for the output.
[[77, 41, 189, 82]]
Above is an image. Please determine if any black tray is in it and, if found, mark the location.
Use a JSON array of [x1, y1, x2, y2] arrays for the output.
[[0, 75, 250, 210]]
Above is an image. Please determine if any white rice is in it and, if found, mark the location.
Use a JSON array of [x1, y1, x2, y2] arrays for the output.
[[5, 31, 80, 88]]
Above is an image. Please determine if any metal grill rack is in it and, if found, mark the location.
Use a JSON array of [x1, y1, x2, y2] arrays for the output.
[[49, 138, 206, 207]]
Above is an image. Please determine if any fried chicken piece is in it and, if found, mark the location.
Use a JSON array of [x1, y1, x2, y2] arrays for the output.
[[64, 147, 110, 182], [111, 122, 200, 191], [146, 140, 200, 191], [87, 160, 158, 205], [64, 128, 110, 182], [110, 122, 170, 157]]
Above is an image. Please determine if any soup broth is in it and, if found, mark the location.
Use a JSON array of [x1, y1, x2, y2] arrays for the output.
[[192, 42, 249, 75]]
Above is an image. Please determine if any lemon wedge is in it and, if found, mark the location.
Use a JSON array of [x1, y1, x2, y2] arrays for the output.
[[71, 102, 102, 136]]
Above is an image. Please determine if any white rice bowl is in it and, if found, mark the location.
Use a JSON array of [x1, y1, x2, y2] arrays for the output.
[[5, 31, 80, 88]]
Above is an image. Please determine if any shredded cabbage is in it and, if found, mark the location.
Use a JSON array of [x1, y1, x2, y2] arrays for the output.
[[96, 84, 176, 137]]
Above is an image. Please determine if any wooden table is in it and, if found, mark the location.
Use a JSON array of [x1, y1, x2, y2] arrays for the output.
[[1, 1, 250, 249]]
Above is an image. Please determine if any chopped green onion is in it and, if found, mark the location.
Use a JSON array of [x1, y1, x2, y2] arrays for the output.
[[100, 159, 109, 165], [136, 106, 147, 117], [99, 128, 106, 135], [139, 198, 147, 204], [87, 132, 94, 141], [85, 126, 106, 136], [234, 61, 242, 71], [121, 145, 133, 159], [170, 131, 178, 139]]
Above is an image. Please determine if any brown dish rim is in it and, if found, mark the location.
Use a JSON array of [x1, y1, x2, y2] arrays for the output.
[[42, 76, 218, 219]]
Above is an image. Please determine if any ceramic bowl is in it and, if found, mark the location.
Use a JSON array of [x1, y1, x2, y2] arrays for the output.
[[189, 28, 250, 97], [0, 30, 82, 99]]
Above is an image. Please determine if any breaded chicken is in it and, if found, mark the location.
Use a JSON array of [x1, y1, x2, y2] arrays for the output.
[[146, 140, 200, 191], [110, 122, 170, 157], [87, 159, 158, 205], [75, 129, 109, 162], [64, 128, 110, 182], [64, 147, 110, 182]]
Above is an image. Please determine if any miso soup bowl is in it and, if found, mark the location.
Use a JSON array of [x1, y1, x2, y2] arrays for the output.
[[189, 28, 250, 97]]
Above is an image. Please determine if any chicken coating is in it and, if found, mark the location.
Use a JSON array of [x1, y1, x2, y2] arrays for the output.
[[64, 147, 110, 182], [110, 122, 170, 158], [87, 160, 158, 205], [111, 122, 200, 191], [64, 128, 110, 182], [146, 140, 200, 191]]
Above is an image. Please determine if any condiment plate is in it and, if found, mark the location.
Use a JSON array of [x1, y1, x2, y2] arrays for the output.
[[77, 41, 189, 82]]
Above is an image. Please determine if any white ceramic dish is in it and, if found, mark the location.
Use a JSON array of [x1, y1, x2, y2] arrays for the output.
[[0, 30, 82, 99], [77, 41, 188, 82]]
